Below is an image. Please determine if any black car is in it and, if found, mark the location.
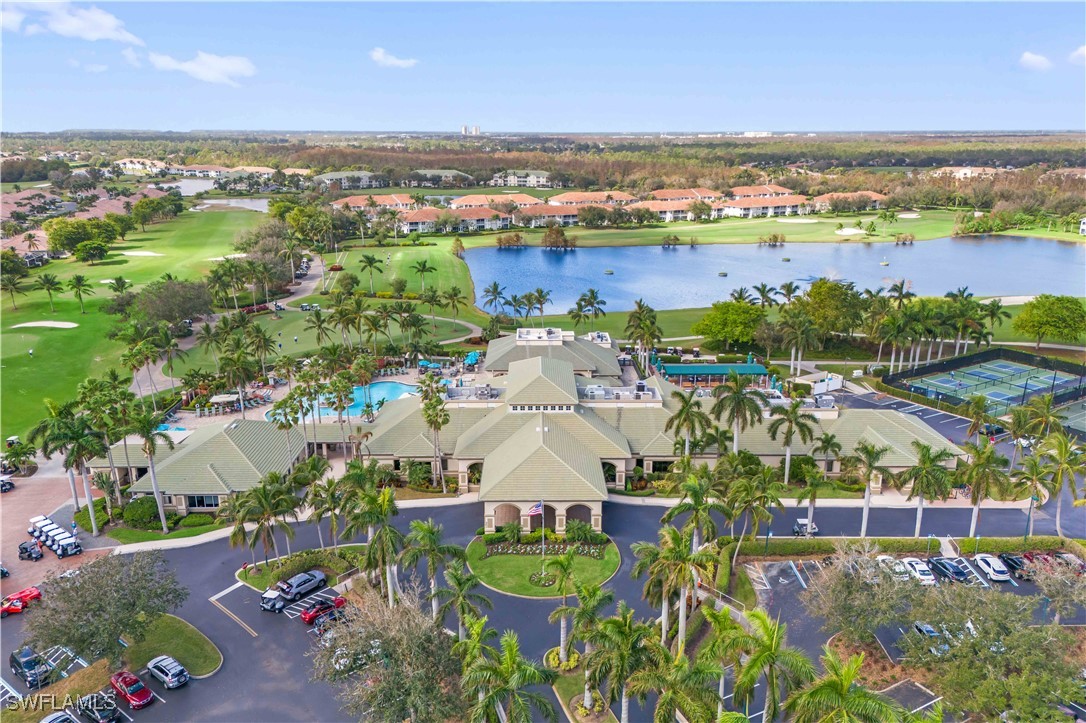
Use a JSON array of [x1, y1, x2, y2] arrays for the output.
[[997, 553, 1034, 580], [0, 478, 14, 493], [313, 607, 346, 630], [18, 540, 43, 561], [76, 692, 122, 723], [9, 646, 53, 689], [927, 556, 970, 583]]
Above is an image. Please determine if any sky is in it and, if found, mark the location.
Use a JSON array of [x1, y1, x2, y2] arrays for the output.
[[2, 2, 1085, 133]]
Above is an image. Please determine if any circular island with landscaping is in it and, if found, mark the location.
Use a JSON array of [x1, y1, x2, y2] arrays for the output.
[[466, 522, 621, 598]]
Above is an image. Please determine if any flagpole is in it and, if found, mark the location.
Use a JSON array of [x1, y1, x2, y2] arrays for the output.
[[541, 500, 546, 576]]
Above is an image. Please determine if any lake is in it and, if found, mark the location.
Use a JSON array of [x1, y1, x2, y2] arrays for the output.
[[192, 198, 269, 212], [164, 179, 216, 196], [463, 235, 1086, 311]]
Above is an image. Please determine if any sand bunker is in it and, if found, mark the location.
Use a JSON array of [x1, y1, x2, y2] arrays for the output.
[[12, 321, 80, 329], [835, 228, 867, 236], [776, 218, 817, 224], [121, 251, 165, 257], [99, 278, 127, 284], [207, 253, 248, 261], [898, 213, 920, 219]]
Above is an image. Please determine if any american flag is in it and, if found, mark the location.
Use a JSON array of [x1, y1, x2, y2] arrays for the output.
[[526, 500, 544, 517]]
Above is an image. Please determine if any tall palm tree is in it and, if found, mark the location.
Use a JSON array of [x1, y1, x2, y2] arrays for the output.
[[711, 370, 768, 454], [358, 254, 383, 294], [1025, 393, 1065, 438], [28, 398, 85, 511], [411, 259, 436, 292], [443, 285, 467, 323], [34, 273, 63, 313], [768, 399, 818, 486], [304, 308, 332, 346], [1039, 431, 1085, 537], [897, 442, 955, 537], [657, 525, 716, 645], [67, 274, 95, 314], [581, 288, 607, 328], [1012, 455, 1056, 538], [723, 609, 815, 722], [699, 605, 747, 719], [1, 273, 29, 309], [963, 395, 992, 443], [481, 281, 506, 314], [661, 473, 729, 552], [778, 280, 800, 305], [812, 432, 842, 474], [532, 287, 552, 325], [796, 468, 836, 535], [958, 439, 1010, 538], [218, 350, 257, 420], [780, 308, 818, 376], [665, 389, 712, 458], [418, 373, 450, 492], [453, 614, 498, 704], [435, 564, 493, 641], [365, 498, 406, 608], [730, 467, 785, 568], [545, 550, 577, 664], [554, 581, 614, 710], [627, 643, 721, 723], [241, 478, 298, 564], [785, 645, 902, 723], [752, 282, 779, 308], [464, 630, 557, 723], [631, 532, 672, 645], [853, 441, 894, 538], [304, 476, 342, 550], [586, 602, 662, 723], [1005, 405, 1032, 469], [568, 300, 590, 329], [62, 418, 106, 536], [400, 518, 465, 621], [127, 411, 176, 534]]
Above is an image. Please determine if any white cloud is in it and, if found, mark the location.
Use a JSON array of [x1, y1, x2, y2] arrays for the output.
[[121, 46, 141, 67], [1018, 51, 1052, 71], [369, 47, 418, 69], [7, 3, 143, 45], [1070, 45, 1086, 65], [148, 50, 256, 86]]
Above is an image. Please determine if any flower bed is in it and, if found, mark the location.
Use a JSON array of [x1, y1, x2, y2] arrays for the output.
[[482, 542, 608, 560]]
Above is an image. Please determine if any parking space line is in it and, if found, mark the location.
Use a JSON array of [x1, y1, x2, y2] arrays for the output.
[[151, 689, 166, 704], [954, 422, 970, 429], [209, 597, 258, 638], [744, 564, 771, 591], [721, 682, 759, 702], [209, 580, 247, 601], [954, 558, 989, 589], [282, 588, 338, 619], [788, 560, 807, 589]]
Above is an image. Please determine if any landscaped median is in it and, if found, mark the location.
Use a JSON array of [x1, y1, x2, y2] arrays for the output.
[[236, 545, 366, 591]]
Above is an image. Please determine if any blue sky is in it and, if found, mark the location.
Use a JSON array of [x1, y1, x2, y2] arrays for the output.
[[3, 2, 1084, 132]]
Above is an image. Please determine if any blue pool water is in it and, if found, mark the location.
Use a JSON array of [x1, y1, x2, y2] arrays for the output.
[[463, 235, 1085, 311], [156, 424, 187, 432], [317, 381, 418, 419]]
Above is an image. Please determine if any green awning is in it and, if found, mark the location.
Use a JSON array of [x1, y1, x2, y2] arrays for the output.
[[660, 363, 768, 376]]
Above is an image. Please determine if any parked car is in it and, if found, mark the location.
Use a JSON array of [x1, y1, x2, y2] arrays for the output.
[[313, 607, 347, 631], [18, 540, 42, 561], [110, 670, 154, 709], [147, 655, 189, 688], [9, 646, 52, 689], [912, 622, 950, 656], [1055, 552, 1086, 575], [973, 553, 1011, 582], [0, 477, 14, 492], [275, 570, 327, 602], [998, 553, 1034, 580], [55, 539, 84, 558], [792, 518, 819, 537], [902, 557, 937, 586], [2, 586, 42, 617], [75, 691, 122, 722], [927, 556, 970, 583], [40, 714, 78, 723], [299, 595, 347, 625], [1023, 551, 1055, 568], [876, 555, 910, 582]]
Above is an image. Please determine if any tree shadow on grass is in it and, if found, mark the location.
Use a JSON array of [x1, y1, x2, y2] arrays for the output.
[[93, 259, 131, 267]]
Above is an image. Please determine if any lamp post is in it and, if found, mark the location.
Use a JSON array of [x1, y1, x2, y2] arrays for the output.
[[926, 533, 935, 557], [1023, 495, 1038, 542], [764, 529, 773, 556]]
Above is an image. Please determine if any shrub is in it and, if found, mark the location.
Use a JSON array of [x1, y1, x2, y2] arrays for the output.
[[657, 354, 682, 364], [165, 512, 182, 529], [180, 513, 216, 528], [481, 532, 506, 545], [74, 497, 109, 533], [375, 291, 394, 299], [403, 292, 419, 300], [475, 527, 486, 536], [544, 648, 580, 672], [612, 488, 655, 497], [958, 536, 1066, 555], [789, 381, 813, 397], [123, 496, 164, 530]]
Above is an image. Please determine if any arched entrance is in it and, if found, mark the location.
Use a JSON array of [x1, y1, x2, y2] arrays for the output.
[[528, 504, 557, 532], [566, 504, 592, 526], [468, 462, 483, 488], [493, 503, 521, 529], [601, 462, 617, 485]]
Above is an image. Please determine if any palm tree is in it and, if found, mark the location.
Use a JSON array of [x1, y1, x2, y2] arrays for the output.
[[963, 395, 992, 443], [1012, 455, 1055, 538], [661, 473, 729, 552], [418, 374, 450, 492], [453, 614, 498, 704], [780, 308, 818, 376], [280, 235, 301, 284], [699, 605, 747, 719], [785, 645, 902, 723], [768, 399, 818, 486], [897, 442, 955, 537], [435, 564, 493, 641], [545, 550, 577, 664], [464, 630, 557, 723], [304, 308, 332, 346], [304, 476, 342, 550], [400, 518, 465, 621], [711, 371, 768, 454], [1, 273, 29, 309], [568, 299, 590, 329], [241, 478, 298, 564], [34, 273, 63, 313], [555, 581, 614, 710], [411, 259, 436, 292], [481, 281, 506, 314], [1025, 393, 1065, 438], [812, 432, 841, 474], [631, 532, 672, 645], [627, 643, 721, 723], [658, 525, 716, 645], [1039, 431, 1085, 537], [778, 281, 800, 305], [67, 274, 95, 314], [443, 286, 467, 323], [958, 439, 1010, 538], [62, 418, 106, 536], [724, 609, 815, 722], [853, 441, 894, 538], [359, 254, 383, 294], [586, 602, 662, 723], [730, 467, 785, 568], [218, 350, 256, 420], [127, 411, 176, 534], [1005, 405, 1031, 469], [796, 468, 836, 535], [665, 389, 712, 458], [581, 288, 607, 328], [365, 498, 406, 608], [532, 287, 552, 325], [752, 282, 779, 308]]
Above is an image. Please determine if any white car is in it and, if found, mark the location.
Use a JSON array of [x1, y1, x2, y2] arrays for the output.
[[876, 555, 910, 582], [972, 553, 1011, 582], [902, 557, 937, 586]]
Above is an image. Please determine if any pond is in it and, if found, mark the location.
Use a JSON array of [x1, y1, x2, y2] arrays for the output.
[[192, 198, 269, 213], [463, 235, 1085, 311], [163, 179, 216, 196]]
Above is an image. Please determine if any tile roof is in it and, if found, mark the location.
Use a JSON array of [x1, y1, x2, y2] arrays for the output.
[[479, 419, 607, 502], [505, 358, 580, 405], [483, 334, 621, 376], [722, 195, 810, 209], [513, 204, 606, 218], [547, 191, 637, 205], [649, 188, 721, 201], [627, 200, 698, 213], [333, 194, 415, 209], [729, 184, 794, 197], [449, 194, 543, 208]]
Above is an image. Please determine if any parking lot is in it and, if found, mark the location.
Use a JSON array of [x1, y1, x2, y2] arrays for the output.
[[280, 587, 341, 620]]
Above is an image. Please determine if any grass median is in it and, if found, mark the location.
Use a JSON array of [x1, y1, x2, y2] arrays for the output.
[[466, 539, 620, 598]]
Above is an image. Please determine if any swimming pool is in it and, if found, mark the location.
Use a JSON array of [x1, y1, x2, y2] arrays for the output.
[[156, 424, 187, 432], [318, 381, 418, 419]]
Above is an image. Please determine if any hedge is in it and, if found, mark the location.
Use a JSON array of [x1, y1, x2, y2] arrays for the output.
[[611, 488, 656, 497], [123, 496, 162, 530], [955, 536, 1067, 555], [180, 513, 216, 528], [874, 380, 965, 416], [74, 498, 110, 533]]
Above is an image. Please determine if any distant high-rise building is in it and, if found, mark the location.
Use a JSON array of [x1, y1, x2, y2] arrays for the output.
[[461, 125, 468, 135], [471, 125, 480, 136]]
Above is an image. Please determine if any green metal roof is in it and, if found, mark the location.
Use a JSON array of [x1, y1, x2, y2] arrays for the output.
[[479, 419, 607, 502], [483, 335, 621, 376], [505, 358, 579, 405], [660, 363, 768, 376]]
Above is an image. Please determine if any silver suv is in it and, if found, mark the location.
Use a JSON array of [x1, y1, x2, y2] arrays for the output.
[[260, 569, 327, 611], [147, 655, 189, 688]]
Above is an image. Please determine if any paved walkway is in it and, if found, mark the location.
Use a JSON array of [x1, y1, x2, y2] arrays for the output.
[[607, 489, 1034, 510]]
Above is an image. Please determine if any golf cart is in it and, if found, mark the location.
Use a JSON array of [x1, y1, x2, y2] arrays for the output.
[[18, 541, 42, 562], [792, 518, 819, 537]]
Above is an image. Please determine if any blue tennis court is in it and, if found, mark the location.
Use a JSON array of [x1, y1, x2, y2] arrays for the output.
[[904, 358, 1085, 415]]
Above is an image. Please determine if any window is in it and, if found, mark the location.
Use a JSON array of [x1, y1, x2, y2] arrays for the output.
[[162, 495, 173, 505], [186, 495, 220, 509]]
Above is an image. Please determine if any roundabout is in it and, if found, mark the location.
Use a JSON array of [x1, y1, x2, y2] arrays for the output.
[[466, 537, 621, 598]]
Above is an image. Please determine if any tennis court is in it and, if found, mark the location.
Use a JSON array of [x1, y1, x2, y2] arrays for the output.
[[905, 359, 1083, 415], [1061, 400, 1086, 437]]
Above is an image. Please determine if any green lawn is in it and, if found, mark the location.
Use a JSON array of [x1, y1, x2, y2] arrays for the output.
[[466, 539, 621, 598], [122, 614, 222, 676], [106, 522, 228, 545], [731, 567, 758, 610], [237, 544, 365, 590], [2, 210, 263, 439], [554, 672, 619, 723]]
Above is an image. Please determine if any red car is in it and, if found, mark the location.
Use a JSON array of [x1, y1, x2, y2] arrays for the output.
[[299, 596, 346, 625], [1, 587, 42, 618], [110, 671, 154, 709], [1023, 552, 1055, 568]]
